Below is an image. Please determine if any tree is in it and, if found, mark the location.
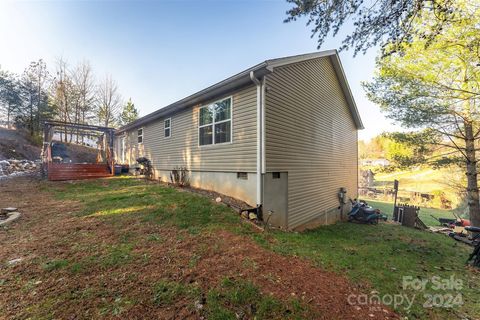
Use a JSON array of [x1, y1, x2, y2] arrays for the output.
[[284, 0, 463, 55], [363, 3, 480, 226], [51, 57, 74, 141], [119, 98, 139, 126], [382, 132, 432, 168], [96, 75, 121, 127], [20, 59, 50, 136], [71, 60, 95, 143], [0, 70, 22, 128]]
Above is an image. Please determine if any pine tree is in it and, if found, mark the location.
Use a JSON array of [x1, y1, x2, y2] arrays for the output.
[[119, 98, 139, 126]]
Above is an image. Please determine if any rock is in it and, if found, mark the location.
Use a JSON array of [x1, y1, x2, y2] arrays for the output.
[[0, 159, 39, 179], [248, 212, 257, 220], [194, 300, 203, 310], [7, 258, 23, 265], [215, 197, 222, 203]]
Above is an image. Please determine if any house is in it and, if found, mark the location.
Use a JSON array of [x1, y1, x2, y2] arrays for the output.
[[115, 50, 363, 230]]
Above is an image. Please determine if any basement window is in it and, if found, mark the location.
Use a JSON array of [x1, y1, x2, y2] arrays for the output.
[[199, 97, 232, 146], [137, 128, 143, 144], [272, 172, 281, 179], [237, 172, 248, 180], [164, 118, 171, 138]]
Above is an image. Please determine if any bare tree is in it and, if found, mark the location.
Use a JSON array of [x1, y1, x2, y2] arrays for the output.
[[71, 60, 95, 143], [51, 57, 74, 142], [96, 75, 121, 128]]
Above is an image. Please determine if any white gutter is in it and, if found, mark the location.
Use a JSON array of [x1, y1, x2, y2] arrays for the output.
[[250, 71, 263, 208], [261, 77, 266, 174]]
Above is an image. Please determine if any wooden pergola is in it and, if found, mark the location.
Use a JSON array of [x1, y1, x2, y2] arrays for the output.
[[42, 121, 116, 181]]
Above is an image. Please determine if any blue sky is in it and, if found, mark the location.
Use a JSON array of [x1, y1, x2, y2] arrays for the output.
[[0, 1, 401, 140]]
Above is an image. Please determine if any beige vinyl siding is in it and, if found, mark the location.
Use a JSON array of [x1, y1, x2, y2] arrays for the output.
[[121, 85, 257, 173], [265, 57, 358, 229]]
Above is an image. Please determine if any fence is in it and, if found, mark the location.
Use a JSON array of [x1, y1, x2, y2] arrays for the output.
[[359, 187, 452, 209]]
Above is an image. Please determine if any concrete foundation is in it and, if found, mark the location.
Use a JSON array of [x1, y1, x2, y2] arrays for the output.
[[294, 202, 352, 231], [153, 169, 257, 206], [263, 172, 288, 229]]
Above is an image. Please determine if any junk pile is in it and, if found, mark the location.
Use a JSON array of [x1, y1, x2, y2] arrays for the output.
[[0, 159, 40, 179], [429, 213, 477, 245]]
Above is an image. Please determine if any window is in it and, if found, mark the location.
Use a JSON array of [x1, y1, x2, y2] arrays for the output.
[[272, 172, 281, 179], [237, 172, 248, 180], [137, 128, 143, 144], [199, 97, 232, 146], [164, 118, 171, 138]]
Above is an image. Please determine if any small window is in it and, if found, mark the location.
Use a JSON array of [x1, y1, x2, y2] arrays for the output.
[[164, 118, 171, 138], [237, 172, 248, 180], [137, 128, 143, 144], [199, 97, 232, 146], [272, 172, 281, 179]]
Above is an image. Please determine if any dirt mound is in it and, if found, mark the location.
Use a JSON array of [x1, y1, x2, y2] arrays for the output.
[[50, 142, 98, 163], [0, 127, 41, 161]]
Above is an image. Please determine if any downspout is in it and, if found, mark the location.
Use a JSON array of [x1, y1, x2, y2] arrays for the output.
[[250, 71, 263, 218]]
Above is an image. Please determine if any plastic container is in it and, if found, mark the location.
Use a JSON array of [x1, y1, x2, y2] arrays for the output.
[[114, 165, 122, 175]]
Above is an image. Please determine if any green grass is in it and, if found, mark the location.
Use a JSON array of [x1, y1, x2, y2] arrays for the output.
[[152, 279, 200, 306], [365, 199, 457, 227], [102, 243, 134, 268], [372, 167, 463, 209], [51, 177, 480, 319], [260, 223, 480, 319], [53, 177, 239, 230], [42, 259, 69, 271], [374, 168, 448, 191], [205, 278, 311, 320]]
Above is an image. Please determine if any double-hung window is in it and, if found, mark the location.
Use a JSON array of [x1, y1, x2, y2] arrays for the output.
[[199, 97, 232, 146], [137, 128, 143, 144], [164, 118, 171, 138]]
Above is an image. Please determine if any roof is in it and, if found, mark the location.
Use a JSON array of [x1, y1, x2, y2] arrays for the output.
[[116, 50, 364, 134]]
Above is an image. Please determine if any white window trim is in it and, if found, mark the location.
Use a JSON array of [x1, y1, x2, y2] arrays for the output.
[[164, 118, 171, 138], [198, 96, 233, 147], [137, 127, 144, 144]]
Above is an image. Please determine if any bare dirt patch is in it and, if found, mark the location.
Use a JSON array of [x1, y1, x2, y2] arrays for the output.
[[0, 177, 398, 319], [0, 127, 40, 161]]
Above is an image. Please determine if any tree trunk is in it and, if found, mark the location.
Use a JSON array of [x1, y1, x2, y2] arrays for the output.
[[29, 97, 34, 136], [7, 102, 10, 129], [464, 122, 480, 227]]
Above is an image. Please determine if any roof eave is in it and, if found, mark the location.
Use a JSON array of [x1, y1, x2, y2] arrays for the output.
[[328, 54, 364, 130], [116, 63, 270, 134]]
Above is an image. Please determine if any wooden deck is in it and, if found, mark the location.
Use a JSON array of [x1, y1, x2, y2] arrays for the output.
[[47, 163, 112, 181]]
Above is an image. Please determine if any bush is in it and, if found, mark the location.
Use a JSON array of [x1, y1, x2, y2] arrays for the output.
[[170, 166, 190, 187]]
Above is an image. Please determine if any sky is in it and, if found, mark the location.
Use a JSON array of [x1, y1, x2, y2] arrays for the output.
[[0, 0, 402, 141]]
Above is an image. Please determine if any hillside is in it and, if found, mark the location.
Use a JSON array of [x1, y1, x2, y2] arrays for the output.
[[0, 127, 41, 161], [0, 127, 99, 163], [369, 166, 465, 209]]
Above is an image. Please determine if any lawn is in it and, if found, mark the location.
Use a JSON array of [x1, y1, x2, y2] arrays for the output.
[[2, 176, 479, 319], [373, 167, 454, 194], [364, 199, 457, 227], [261, 223, 480, 319], [53, 177, 479, 319]]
